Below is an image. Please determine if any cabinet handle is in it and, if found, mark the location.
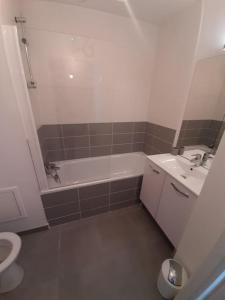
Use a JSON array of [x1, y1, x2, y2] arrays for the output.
[[150, 165, 160, 174], [170, 183, 189, 198]]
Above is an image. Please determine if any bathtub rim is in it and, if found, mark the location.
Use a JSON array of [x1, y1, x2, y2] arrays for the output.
[[42, 152, 146, 195]]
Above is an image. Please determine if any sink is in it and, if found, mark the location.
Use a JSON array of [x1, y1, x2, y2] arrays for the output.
[[148, 153, 209, 196], [161, 156, 206, 180]]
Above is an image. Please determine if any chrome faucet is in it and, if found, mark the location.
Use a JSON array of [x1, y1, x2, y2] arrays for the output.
[[201, 152, 211, 167], [190, 152, 211, 167], [45, 162, 61, 183], [190, 154, 202, 167]]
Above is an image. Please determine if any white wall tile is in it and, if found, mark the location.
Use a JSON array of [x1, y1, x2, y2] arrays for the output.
[[21, 0, 158, 126]]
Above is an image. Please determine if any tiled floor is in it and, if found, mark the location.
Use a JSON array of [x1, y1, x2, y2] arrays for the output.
[[2, 206, 173, 300]]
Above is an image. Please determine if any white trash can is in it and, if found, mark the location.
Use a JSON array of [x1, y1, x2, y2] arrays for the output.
[[157, 259, 188, 299]]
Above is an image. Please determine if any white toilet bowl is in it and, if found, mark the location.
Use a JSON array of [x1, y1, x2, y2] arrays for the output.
[[0, 232, 24, 293]]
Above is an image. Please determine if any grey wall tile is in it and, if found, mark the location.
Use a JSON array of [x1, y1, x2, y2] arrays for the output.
[[113, 134, 133, 144], [89, 123, 113, 135], [145, 134, 153, 146], [46, 150, 65, 162], [38, 121, 175, 162], [90, 134, 112, 146], [113, 122, 135, 134], [39, 125, 62, 138], [112, 144, 133, 154], [177, 119, 224, 149], [62, 124, 89, 137], [152, 136, 172, 153], [110, 189, 139, 204], [45, 138, 64, 151], [133, 143, 144, 152], [65, 148, 90, 160], [134, 132, 145, 143], [42, 189, 79, 208], [79, 183, 109, 200], [150, 124, 175, 143], [45, 202, 80, 220], [80, 195, 109, 211], [64, 136, 89, 148], [144, 144, 161, 155], [90, 146, 112, 157], [134, 122, 147, 133]]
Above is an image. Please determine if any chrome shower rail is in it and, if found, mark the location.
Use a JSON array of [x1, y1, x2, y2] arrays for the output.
[[15, 16, 37, 89]]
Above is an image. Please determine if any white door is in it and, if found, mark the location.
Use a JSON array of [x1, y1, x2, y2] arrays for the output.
[[0, 26, 47, 232], [156, 176, 197, 248], [140, 161, 166, 218]]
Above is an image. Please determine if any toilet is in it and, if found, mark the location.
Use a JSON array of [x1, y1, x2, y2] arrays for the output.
[[0, 232, 24, 293]]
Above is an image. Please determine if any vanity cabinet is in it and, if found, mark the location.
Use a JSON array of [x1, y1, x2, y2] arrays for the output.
[[140, 161, 166, 218], [140, 160, 197, 248], [156, 177, 197, 247]]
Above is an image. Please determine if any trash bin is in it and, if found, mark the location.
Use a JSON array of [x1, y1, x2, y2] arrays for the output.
[[157, 259, 188, 299]]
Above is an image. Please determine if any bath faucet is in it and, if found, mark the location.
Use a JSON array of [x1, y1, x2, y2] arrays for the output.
[[45, 162, 61, 183], [45, 162, 60, 174]]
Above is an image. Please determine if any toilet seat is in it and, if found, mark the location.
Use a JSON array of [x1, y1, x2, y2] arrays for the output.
[[0, 232, 21, 273]]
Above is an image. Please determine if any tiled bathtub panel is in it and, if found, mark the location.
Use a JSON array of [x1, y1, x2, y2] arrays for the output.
[[80, 195, 109, 212], [41, 176, 143, 225], [110, 176, 142, 193], [45, 202, 80, 220], [79, 182, 110, 200], [110, 189, 140, 204], [42, 189, 79, 208]]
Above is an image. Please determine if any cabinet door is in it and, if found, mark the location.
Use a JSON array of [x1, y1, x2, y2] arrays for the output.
[[140, 161, 166, 218], [156, 177, 197, 248]]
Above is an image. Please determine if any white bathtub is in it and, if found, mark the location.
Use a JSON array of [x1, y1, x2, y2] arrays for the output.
[[46, 152, 146, 191]]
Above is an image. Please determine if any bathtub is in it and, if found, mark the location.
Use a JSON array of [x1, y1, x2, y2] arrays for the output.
[[41, 152, 146, 226], [46, 152, 146, 190]]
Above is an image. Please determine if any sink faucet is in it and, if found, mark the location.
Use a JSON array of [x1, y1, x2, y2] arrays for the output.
[[190, 154, 202, 167], [201, 152, 211, 167], [190, 152, 211, 167]]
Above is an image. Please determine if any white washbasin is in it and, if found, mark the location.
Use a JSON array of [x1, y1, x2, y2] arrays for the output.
[[148, 153, 209, 196]]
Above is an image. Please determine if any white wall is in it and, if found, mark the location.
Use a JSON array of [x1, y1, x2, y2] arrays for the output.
[[197, 0, 225, 60], [181, 0, 225, 122], [0, 25, 47, 233], [184, 54, 225, 120], [0, 0, 20, 25], [175, 0, 225, 274], [175, 129, 225, 274], [21, 0, 159, 127], [148, 1, 202, 130]]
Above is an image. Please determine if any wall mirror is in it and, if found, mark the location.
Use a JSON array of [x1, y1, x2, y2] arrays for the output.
[[177, 53, 225, 153]]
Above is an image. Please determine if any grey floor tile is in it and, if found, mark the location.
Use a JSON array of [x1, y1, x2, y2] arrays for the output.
[[4, 206, 172, 300]]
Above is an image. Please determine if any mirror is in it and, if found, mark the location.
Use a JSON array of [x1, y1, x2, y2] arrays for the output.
[[177, 53, 225, 153]]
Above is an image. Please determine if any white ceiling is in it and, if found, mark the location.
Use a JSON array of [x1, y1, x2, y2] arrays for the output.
[[42, 0, 197, 24]]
